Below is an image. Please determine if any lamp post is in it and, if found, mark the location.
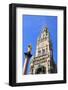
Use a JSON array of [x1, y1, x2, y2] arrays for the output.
[[23, 45, 32, 75]]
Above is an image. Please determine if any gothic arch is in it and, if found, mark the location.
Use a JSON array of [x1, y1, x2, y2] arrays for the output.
[[35, 65, 46, 74]]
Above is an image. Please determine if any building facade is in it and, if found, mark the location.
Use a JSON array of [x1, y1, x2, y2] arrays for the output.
[[30, 27, 57, 74]]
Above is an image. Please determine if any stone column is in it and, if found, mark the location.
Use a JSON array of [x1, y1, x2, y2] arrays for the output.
[[23, 45, 32, 75]]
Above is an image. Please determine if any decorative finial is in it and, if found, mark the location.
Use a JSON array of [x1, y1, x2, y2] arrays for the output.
[[42, 25, 48, 32]]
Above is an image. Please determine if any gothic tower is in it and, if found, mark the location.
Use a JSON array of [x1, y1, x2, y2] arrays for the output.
[[30, 26, 57, 74]]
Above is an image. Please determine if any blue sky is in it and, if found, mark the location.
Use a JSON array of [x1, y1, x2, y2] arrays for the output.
[[22, 15, 57, 74]]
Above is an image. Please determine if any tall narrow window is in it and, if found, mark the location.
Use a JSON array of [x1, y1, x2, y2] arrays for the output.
[[38, 50, 41, 56], [42, 49, 45, 55]]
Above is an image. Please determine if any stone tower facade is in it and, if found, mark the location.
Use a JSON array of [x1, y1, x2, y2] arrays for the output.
[[30, 27, 57, 74]]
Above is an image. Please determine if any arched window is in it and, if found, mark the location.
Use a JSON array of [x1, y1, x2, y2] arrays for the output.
[[35, 65, 46, 74], [38, 50, 41, 56], [42, 49, 45, 55]]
